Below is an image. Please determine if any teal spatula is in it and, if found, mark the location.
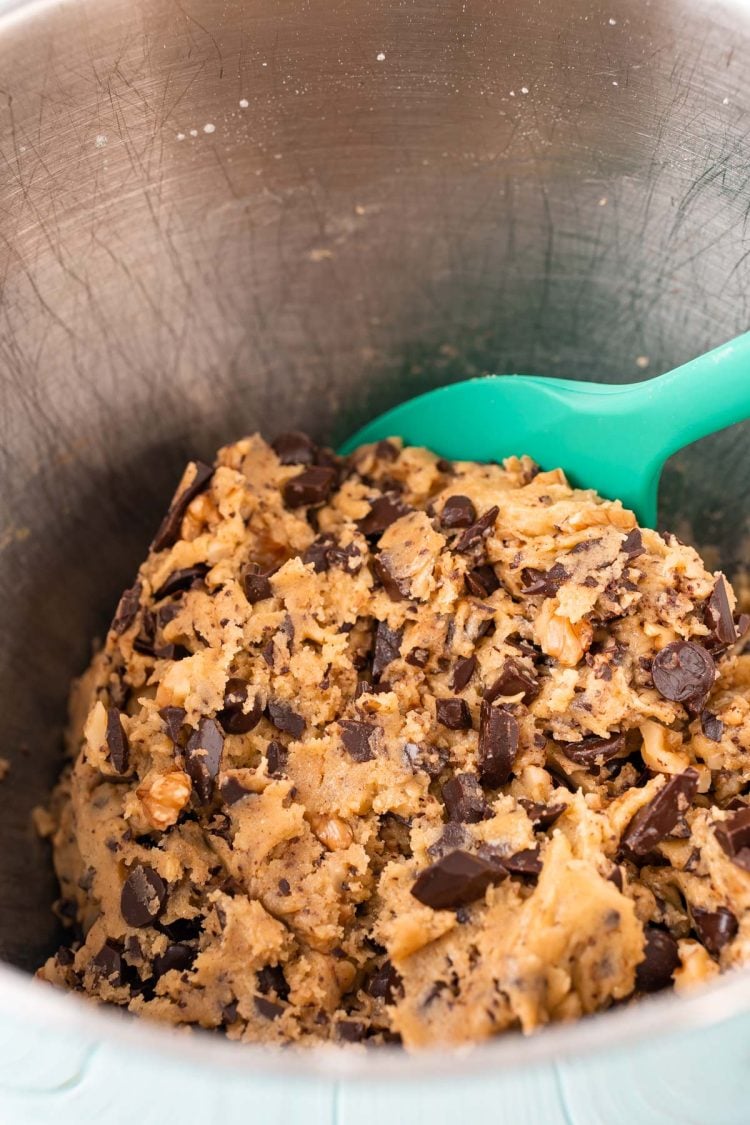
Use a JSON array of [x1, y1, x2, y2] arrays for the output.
[[341, 334, 750, 527]]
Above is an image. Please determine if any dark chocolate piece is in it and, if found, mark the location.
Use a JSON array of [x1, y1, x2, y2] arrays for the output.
[[271, 431, 317, 465], [372, 621, 403, 679], [519, 799, 566, 830], [218, 678, 262, 735], [635, 927, 679, 992], [336, 1020, 367, 1042], [691, 905, 738, 956], [266, 741, 289, 777], [267, 700, 305, 738], [453, 506, 499, 553], [442, 773, 489, 823], [406, 647, 430, 669], [220, 775, 252, 805], [254, 996, 284, 1020], [484, 659, 540, 705], [367, 960, 402, 1003], [501, 846, 543, 879], [427, 822, 472, 859], [700, 711, 724, 742], [154, 564, 209, 600], [185, 718, 224, 802], [411, 849, 507, 910], [105, 707, 130, 774], [714, 806, 750, 871], [374, 439, 399, 462], [357, 493, 411, 537], [705, 577, 738, 647], [152, 461, 214, 552], [340, 719, 377, 763], [243, 564, 275, 605], [91, 941, 122, 984], [452, 654, 477, 692], [477, 703, 519, 788], [436, 697, 472, 731], [465, 565, 500, 598], [621, 529, 645, 560], [440, 495, 476, 529], [120, 865, 167, 928], [651, 641, 715, 706], [559, 732, 625, 766], [282, 466, 337, 507], [160, 706, 187, 745], [620, 769, 699, 859], [153, 943, 195, 977], [371, 554, 408, 601], [111, 581, 142, 635], [520, 562, 569, 597], [257, 963, 290, 1000]]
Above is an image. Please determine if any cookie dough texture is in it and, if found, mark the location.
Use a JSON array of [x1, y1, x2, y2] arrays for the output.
[[39, 434, 750, 1049]]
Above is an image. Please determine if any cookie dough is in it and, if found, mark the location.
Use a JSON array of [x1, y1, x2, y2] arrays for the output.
[[38, 433, 750, 1048]]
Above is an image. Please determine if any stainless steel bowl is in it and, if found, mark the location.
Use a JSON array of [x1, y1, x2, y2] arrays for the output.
[[1, 0, 749, 1080]]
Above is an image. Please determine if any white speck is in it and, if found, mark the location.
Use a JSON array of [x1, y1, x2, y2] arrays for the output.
[[354, 204, 366, 215], [509, 90, 515, 97], [203, 122, 215, 134], [94, 133, 108, 148], [376, 51, 386, 61], [636, 355, 650, 369], [309, 247, 333, 262], [176, 132, 186, 141], [612, 80, 619, 86], [274, 153, 282, 159], [239, 98, 249, 108], [189, 129, 198, 137], [608, 17, 617, 25], [520, 86, 529, 95], [262, 61, 268, 67], [598, 196, 608, 206], [723, 96, 730, 105]]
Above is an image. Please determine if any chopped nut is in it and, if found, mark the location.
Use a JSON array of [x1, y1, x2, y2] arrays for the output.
[[565, 503, 636, 531], [182, 491, 219, 542], [673, 938, 719, 993], [535, 600, 593, 666], [311, 814, 353, 851], [137, 771, 192, 830]]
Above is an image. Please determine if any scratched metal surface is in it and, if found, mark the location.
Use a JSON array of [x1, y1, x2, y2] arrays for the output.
[[1, 0, 750, 1119]]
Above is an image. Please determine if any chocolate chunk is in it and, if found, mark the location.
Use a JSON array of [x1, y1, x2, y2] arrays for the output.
[[257, 964, 290, 1000], [185, 718, 224, 802], [714, 805, 750, 870], [371, 555, 408, 601], [160, 706, 187, 745], [520, 562, 569, 597], [427, 822, 471, 859], [267, 700, 305, 738], [559, 733, 625, 766], [519, 799, 566, 830], [436, 458, 454, 474], [271, 431, 317, 465], [243, 563, 275, 604], [91, 941, 122, 983], [651, 641, 715, 706], [336, 1020, 367, 1042], [621, 529, 645, 560], [435, 697, 472, 731], [303, 536, 361, 575], [442, 773, 488, 823], [105, 707, 130, 774], [326, 541, 362, 573], [367, 960, 402, 1003], [152, 461, 214, 552], [254, 996, 284, 1020], [701, 711, 724, 742], [406, 647, 430, 668], [620, 769, 699, 859], [440, 495, 477, 529], [357, 493, 411, 537], [218, 678, 262, 735], [282, 466, 337, 507], [111, 581, 142, 634], [340, 720, 376, 763], [452, 654, 477, 692], [453, 506, 499, 553], [737, 613, 750, 640], [502, 847, 542, 879], [133, 609, 157, 657], [266, 741, 288, 777], [411, 849, 507, 910], [302, 535, 334, 573], [690, 905, 738, 957], [374, 439, 399, 462], [278, 878, 291, 896], [354, 679, 391, 699], [705, 577, 738, 647], [154, 564, 209, 600], [478, 704, 519, 788], [153, 943, 195, 977], [635, 927, 679, 992], [465, 565, 500, 598], [121, 865, 167, 928], [484, 659, 540, 704], [372, 621, 403, 679], [220, 775, 251, 805]]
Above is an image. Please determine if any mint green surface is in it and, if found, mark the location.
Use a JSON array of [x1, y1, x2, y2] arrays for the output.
[[343, 334, 750, 527]]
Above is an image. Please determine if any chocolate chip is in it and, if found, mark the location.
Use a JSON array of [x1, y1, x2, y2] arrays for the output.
[[701, 711, 724, 742], [440, 495, 477, 529], [278, 878, 291, 896], [336, 1020, 366, 1042], [367, 960, 402, 1003], [484, 659, 540, 704], [152, 461, 214, 552], [465, 565, 500, 598], [621, 529, 645, 560], [478, 704, 518, 788], [436, 458, 454, 474], [635, 927, 679, 992], [220, 775, 251, 805], [559, 733, 625, 766], [153, 943, 195, 977], [340, 720, 376, 763], [267, 700, 305, 738], [690, 905, 738, 956], [520, 562, 569, 597], [374, 439, 399, 462], [266, 741, 288, 777], [160, 706, 187, 745], [111, 581, 142, 634], [121, 865, 167, 928], [271, 432, 317, 465], [705, 577, 738, 648], [185, 718, 224, 802], [355, 679, 391, 699], [91, 941, 122, 983], [105, 708, 129, 774], [154, 564, 209, 600], [371, 554, 408, 601], [133, 609, 157, 657], [714, 805, 750, 870], [243, 564, 275, 604], [501, 847, 542, 879], [453, 506, 499, 553], [411, 849, 507, 910], [282, 466, 337, 507], [326, 541, 362, 573], [452, 655, 477, 692], [406, 647, 430, 668], [519, 799, 566, 830], [442, 773, 488, 823], [302, 535, 334, 573], [218, 678, 262, 735], [608, 865, 624, 891], [435, 697, 472, 731], [257, 964, 290, 1000], [372, 621, 402, 679], [357, 493, 411, 537], [620, 769, 699, 859], [304, 536, 361, 575], [254, 996, 284, 1020], [651, 641, 715, 706], [427, 822, 471, 859]]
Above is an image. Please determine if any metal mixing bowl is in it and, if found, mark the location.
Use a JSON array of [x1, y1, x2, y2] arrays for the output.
[[1, 0, 750, 1085]]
